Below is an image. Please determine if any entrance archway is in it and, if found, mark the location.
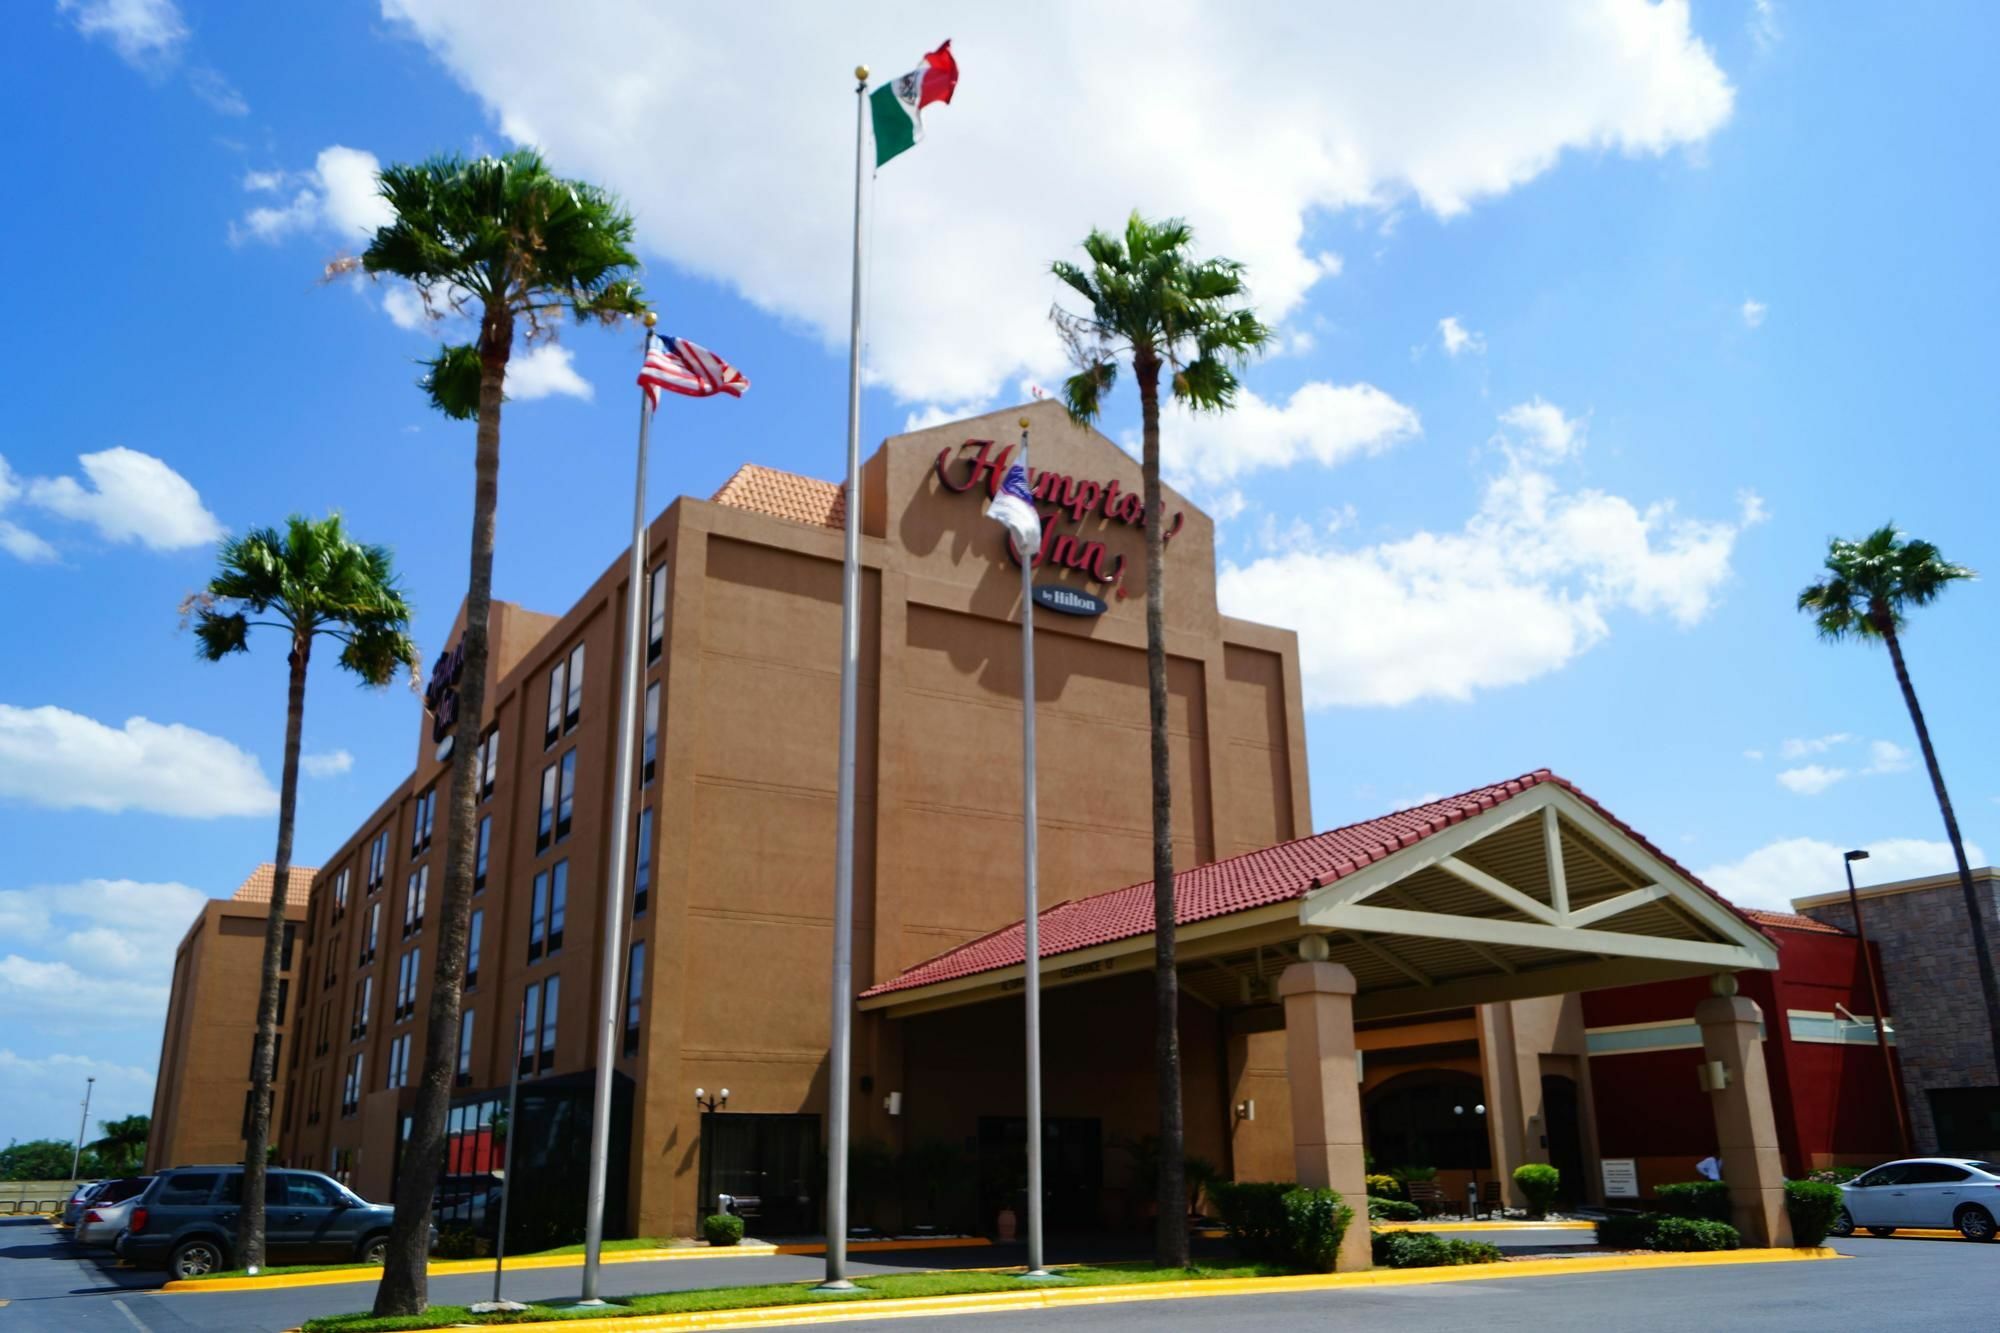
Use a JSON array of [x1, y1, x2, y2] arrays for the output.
[[1541, 1074, 1585, 1206], [1364, 1069, 1491, 1173]]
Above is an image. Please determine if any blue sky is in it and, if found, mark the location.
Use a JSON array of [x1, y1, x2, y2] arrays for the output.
[[1, 1, 1995, 1142]]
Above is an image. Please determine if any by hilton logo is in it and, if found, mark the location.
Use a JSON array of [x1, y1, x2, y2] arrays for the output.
[[423, 638, 466, 754], [933, 439, 1185, 591]]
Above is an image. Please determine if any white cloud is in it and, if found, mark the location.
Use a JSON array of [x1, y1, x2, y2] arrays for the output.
[[1497, 397, 1584, 462], [1162, 382, 1421, 488], [1865, 739, 1911, 773], [59, 0, 187, 68], [1740, 297, 1767, 329], [187, 66, 248, 115], [1748, 0, 1782, 53], [301, 748, 355, 779], [1699, 835, 1983, 913], [505, 343, 593, 402], [1743, 749, 1764, 761], [0, 704, 277, 817], [382, 283, 430, 330], [20, 446, 222, 550], [1438, 316, 1485, 357], [1780, 733, 1850, 759], [1217, 398, 1762, 707], [1777, 764, 1846, 796], [230, 146, 393, 246], [381, 0, 1734, 404], [0, 456, 58, 562]]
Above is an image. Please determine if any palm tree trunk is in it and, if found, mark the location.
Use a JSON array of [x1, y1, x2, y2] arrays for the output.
[[1137, 353, 1187, 1268], [242, 632, 310, 1272], [375, 307, 511, 1317], [1879, 616, 2000, 1086]]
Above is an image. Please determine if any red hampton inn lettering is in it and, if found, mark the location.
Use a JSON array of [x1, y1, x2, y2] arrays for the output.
[[934, 439, 1185, 587]]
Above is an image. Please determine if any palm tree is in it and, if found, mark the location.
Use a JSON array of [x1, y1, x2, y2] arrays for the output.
[[1799, 524, 2000, 1081], [191, 514, 416, 1273], [355, 149, 641, 1315], [88, 1115, 149, 1175], [1051, 213, 1269, 1267]]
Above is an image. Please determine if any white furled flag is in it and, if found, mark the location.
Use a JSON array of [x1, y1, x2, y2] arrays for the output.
[[985, 440, 1041, 554], [638, 334, 750, 409]]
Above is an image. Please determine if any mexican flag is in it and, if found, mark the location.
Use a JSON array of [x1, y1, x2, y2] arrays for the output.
[[871, 41, 958, 167]]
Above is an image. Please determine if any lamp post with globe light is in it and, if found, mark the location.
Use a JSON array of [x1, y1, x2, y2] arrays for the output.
[[1843, 849, 1913, 1155]]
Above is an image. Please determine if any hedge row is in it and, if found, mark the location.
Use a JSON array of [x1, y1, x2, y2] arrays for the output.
[[1209, 1182, 1355, 1272]]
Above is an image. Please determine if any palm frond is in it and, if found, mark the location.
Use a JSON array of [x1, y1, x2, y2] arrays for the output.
[[1800, 523, 1974, 641], [421, 342, 484, 421]]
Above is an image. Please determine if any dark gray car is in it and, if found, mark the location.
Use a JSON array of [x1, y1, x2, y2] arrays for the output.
[[115, 1166, 399, 1278]]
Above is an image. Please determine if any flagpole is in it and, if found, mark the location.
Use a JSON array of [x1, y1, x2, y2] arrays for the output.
[[577, 310, 657, 1303], [1016, 419, 1050, 1280], [819, 64, 870, 1293]]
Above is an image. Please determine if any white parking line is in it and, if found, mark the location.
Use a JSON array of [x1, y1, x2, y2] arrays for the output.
[[112, 1297, 152, 1331]]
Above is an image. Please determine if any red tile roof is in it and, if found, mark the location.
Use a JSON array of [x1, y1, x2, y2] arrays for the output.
[[1744, 908, 1846, 936], [710, 463, 844, 530], [861, 770, 1766, 1000], [229, 863, 317, 909]]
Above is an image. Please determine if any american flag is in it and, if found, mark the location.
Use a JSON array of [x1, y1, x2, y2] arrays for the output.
[[638, 334, 749, 408]]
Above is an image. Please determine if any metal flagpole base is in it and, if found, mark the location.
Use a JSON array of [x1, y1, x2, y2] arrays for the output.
[[811, 1279, 858, 1294], [1019, 1268, 1060, 1281], [558, 1299, 612, 1308], [469, 1301, 529, 1314]]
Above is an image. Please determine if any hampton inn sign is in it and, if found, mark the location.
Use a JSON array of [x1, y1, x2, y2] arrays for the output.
[[934, 439, 1186, 589]]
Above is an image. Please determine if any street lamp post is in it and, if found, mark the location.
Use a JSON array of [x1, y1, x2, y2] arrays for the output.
[[70, 1077, 95, 1180], [1844, 849, 1913, 1156]]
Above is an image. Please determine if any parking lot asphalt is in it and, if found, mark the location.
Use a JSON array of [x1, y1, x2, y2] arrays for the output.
[[0, 1217, 1991, 1333]]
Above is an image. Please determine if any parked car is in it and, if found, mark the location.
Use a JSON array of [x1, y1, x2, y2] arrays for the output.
[[59, 1181, 106, 1229], [115, 1166, 415, 1278], [74, 1177, 152, 1248], [1830, 1158, 2000, 1241]]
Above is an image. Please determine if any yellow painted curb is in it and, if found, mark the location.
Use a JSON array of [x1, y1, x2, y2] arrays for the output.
[[1381, 1220, 1595, 1232], [163, 1237, 993, 1294], [290, 1248, 1842, 1333]]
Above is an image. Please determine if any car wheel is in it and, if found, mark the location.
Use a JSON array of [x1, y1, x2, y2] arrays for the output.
[[1828, 1208, 1855, 1238], [359, 1233, 389, 1265], [169, 1237, 227, 1280], [1956, 1206, 1997, 1242], [1866, 1226, 1897, 1237]]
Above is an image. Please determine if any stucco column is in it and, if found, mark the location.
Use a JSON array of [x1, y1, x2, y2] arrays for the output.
[[1278, 953, 1370, 1272], [1695, 975, 1793, 1247]]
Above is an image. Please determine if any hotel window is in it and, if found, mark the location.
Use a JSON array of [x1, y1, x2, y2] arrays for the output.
[[315, 1001, 331, 1056], [323, 944, 338, 991], [403, 865, 428, 938], [341, 1053, 364, 1117], [474, 816, 491, 894], [642, 682, 659, 785], [545, 657, 565, 748], [623, 941, 645, 1058], [479, 727, 500, 801], [275, 978, 290, 1026], [457, 1009, 475, 1086], [518, 983, 541, 1078], [412, 787, 436, 855], [538, 974, 560, 1073], [465, 910, 482, 989], [386, 1034, 411, 1090], [351, 975, 372, 1040], [365, 830, 385, 892], [528, 871, 549, 963], [537, 764, 557, 852], [332, 868, 350, 921], [359, 902, 379, 967], [565, 643, 585, 732], [556, 749, 576, 843], [282, 922, 297, 972], [395, 949, 421, 1023], [647, 564, 667, 663], [633, 807, 652, 918], [548, 861, 567, 956]]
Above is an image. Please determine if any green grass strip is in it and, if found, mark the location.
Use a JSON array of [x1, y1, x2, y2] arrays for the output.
[[300, 1262, 1284, 1331], [185, 1237, 693, 1282]]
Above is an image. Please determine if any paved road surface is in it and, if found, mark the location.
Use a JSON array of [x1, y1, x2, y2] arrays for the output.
[[1, 1216, 1990, 1332]]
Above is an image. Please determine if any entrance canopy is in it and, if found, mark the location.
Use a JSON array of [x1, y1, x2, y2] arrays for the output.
[[860, 771, 1777, 1022]]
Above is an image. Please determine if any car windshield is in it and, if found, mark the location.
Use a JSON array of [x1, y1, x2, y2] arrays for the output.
[[1963, 1161, 1998, 1174]]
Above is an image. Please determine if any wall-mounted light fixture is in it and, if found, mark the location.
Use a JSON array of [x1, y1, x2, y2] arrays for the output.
[[884, 1091, 903, 1117], [695, 1086, 730, 1113], [1235, 1098, 1257, 1122]]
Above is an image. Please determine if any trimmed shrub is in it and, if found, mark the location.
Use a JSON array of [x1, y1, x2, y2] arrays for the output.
[[1280, 1187, 1355, 1273], [1368, 1197, 1421, 1222], [1390, 1165, 1438, 1185], [1364, 1173, 1402, 1200], [1809, 1165, 1863, 1185], [1655, 1180, 1733, 1222], [1513, 1163, 1561, 1218], [701, 1213, 745, 1247], [1371, 1230, 1503, 1268], [1649, 1217, 1740, 1251], [1210, 1181, 1293, 1263], [1596, 1213, 1658, 1250], [1784, 1179, 1843, 1246], [435, 1223, 481, 1260]]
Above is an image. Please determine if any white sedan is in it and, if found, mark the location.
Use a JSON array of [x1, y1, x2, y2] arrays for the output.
[[1831, 1158, 2000, 1241]]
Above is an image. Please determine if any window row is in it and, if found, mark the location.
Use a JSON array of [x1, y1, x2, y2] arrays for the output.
[[411, 786, 436, 856], [528, 862, 567, 962], [546, 643, 585, 748], [537, 749, 577, 853], [403, 865, 428, 939], [519, 975, 560, 1077], [395, 949, 421, 1023]]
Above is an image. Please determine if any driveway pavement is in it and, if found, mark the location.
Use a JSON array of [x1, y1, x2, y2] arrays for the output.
[[1, 1215, 1989, 1332]]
